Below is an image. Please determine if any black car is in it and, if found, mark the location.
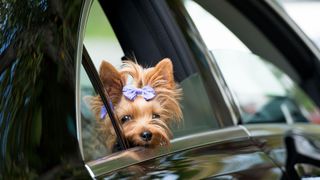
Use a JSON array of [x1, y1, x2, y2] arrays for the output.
[[1, 0, 320, 179]]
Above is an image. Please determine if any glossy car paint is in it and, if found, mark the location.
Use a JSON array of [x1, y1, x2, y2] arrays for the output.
[[245, 123, 320, 178], [0, 0, 89, 178], [87, 127, 283, 179], [1, 0, 320, 179]]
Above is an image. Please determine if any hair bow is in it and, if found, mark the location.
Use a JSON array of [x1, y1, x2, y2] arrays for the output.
[[122, 85, 156, 101], [100, 101, 114, 119], [100, 106, 107, 119]]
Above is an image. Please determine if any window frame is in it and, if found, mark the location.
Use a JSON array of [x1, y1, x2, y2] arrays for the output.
[[81, 46, 129, 150], [76, 0, 247, 177], [76, 0, 130, 162], [76, 0, 237, 151], [76, 0, 92, 160]]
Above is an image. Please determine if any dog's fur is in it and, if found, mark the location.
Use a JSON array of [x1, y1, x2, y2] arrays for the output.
[[88, 58, 182, 151]]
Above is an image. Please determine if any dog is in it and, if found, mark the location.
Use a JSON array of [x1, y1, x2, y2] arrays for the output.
[[87, 58, 182, 152]]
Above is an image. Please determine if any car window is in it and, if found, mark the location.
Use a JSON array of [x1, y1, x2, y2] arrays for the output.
[[79, 0, 220, 162], [213, 50, 319, 124], [184, 0, 320, 124], [275, 0, 320, 49]]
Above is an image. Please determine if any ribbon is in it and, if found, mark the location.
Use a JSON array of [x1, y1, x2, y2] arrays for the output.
[[122, 85, 156, 101]]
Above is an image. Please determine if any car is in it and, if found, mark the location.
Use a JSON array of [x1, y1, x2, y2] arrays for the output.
[[1, 0, 320, 179]]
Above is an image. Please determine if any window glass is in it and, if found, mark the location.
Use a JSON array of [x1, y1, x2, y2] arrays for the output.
[[276, 0, 320, 49], [175, 74, 219, 137], [213, 50, 318, 124], [184, 0, 320, 124]]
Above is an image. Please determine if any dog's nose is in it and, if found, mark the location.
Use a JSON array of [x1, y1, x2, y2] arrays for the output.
[[140, 131, 152, 142]]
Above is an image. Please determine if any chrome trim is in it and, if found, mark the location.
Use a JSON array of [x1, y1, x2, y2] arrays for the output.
[[265, 0, 320, 60], [244, 123, 320, 137], [280, 104, 294, 124], [75, 0, 92, 160], [239, 125, 252, 137], [85, 164, 96, 179], [86, 126, 249, 178]]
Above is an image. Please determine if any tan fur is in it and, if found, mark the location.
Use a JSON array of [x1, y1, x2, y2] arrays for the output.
[[89, 58, 182, 151]]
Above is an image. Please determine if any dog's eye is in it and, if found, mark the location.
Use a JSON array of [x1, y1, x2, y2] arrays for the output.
[[152, 114, 160, 119], [121, 115, 132, 123]]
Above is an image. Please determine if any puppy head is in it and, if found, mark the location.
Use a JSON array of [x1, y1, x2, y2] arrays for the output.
[[91, 58, 182, 150]]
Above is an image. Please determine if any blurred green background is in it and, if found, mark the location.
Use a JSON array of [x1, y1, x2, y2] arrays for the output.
[[83, 0, 123, 69], [85, 0, 116, 39]]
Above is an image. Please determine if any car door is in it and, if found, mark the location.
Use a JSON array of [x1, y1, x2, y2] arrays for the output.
[[0, 0, 90, 178], [185, 0, 320, 179], [77, 0, 285, 179]]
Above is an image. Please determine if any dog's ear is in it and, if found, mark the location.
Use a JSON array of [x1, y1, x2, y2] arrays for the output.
[[146, 58, 175, 89], [99, 61, 125, 104]]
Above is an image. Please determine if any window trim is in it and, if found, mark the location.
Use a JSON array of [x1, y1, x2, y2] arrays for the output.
[[76, 0, 129, 160], [81, 46, 129, 150], [76, 0, 129, 166], [86, 126, 249, 178], [76, 0, 92, 160]]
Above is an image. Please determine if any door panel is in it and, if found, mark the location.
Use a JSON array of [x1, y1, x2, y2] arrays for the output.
[[244, 123, 320, 179], [105, 136, 282, 179], [86, 127, 282, 179]]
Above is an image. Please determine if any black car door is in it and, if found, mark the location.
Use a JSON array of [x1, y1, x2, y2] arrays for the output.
[[78, 0, 285, 179], [188, 0, 320, 179]]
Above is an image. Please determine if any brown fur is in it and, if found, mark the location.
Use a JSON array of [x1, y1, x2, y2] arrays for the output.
[[88, 58, 182, 151]]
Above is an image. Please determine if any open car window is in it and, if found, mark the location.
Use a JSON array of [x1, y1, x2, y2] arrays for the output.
[[78, 0, 221, 163]]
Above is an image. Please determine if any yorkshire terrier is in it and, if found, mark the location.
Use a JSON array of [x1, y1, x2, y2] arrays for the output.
[[88, 58, 182, 152]]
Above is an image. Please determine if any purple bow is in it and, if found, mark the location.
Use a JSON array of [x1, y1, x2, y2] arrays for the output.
[[122, 85, 156, 101], [100, 101, 114, 119], [100, 106, 107, 119]]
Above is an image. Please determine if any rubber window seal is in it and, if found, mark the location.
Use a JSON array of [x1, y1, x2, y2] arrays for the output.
[[82, 45, 128, 150]]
